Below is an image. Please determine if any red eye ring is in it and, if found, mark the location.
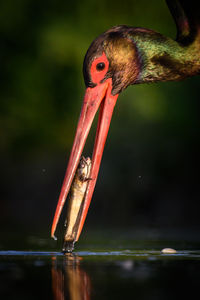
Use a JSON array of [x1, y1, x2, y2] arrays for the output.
[[90, 52, 109, 84]]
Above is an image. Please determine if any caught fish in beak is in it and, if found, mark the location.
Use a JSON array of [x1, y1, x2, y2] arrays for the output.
[[51, 77, 118, 241]]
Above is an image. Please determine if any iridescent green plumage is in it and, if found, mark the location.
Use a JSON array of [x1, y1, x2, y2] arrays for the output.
[[129, 26, 200, 84]]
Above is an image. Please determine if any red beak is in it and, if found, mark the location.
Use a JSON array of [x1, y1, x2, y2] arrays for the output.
[[51, 78, 118, 240]]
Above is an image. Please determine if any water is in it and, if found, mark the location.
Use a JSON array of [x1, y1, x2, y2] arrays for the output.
[[1, 236, 200, 300]]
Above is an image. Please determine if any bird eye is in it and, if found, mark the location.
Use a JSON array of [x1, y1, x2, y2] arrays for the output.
[[96, 62, 105, 71]]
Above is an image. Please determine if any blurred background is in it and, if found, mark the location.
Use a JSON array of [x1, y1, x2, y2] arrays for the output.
[[0, 0, 199, 247]]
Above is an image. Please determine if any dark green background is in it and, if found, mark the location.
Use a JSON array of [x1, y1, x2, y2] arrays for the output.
[[0, 0, 199, 242]]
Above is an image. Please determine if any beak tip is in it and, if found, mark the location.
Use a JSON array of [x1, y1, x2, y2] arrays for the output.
[[51, 234, 57, 241]]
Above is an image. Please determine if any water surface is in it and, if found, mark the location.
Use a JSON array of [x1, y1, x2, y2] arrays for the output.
[[1, 240, 200, 300], [0, 231, 200, 300]]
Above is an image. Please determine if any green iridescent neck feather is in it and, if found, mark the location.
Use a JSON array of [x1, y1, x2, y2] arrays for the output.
[[129, 26, 200, 84]]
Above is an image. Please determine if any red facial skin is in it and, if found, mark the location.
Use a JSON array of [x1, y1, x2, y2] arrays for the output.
[[51, 53, 119, 241], [90, 52, 109, 83]]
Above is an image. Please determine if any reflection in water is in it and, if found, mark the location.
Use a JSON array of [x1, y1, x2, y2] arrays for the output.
[[51, 255, 91, 300]]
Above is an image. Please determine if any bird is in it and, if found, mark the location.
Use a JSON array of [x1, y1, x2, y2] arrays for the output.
[[51, 0, 200, 241]]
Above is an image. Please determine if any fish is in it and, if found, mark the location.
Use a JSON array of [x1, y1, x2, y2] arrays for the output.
[[62, 156, 91, 253]]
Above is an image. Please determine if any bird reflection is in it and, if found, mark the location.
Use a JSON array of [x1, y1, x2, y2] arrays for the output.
[[51, 254, 91, 300]]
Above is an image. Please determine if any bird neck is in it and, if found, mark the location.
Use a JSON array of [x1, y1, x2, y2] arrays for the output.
[[166, 0, 200, 45], [135, 0, 200, 84], [131, 28, 200, 84]]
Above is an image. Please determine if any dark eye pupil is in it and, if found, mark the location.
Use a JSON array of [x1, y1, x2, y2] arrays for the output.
[[96, 62, 105, 71]]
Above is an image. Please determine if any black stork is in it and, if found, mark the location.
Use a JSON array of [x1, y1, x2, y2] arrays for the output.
[[51, 0, 200, 241]]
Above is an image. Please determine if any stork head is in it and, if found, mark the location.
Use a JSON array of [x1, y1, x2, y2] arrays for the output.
[[83, 25, 140, 95]]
